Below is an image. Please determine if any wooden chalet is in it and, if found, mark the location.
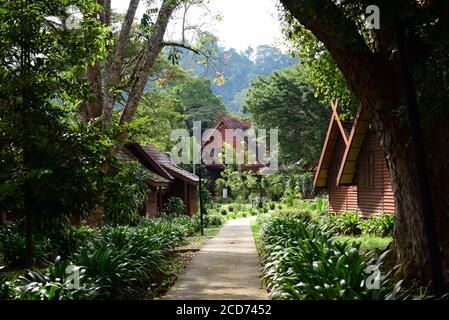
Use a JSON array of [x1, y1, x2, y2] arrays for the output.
[[127, 143, 199, 216], [314, 102, 395, 216], [202, 114, 265, 192]]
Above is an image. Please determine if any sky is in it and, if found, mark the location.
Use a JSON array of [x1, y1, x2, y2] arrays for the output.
[[111, 0, 284, 51]]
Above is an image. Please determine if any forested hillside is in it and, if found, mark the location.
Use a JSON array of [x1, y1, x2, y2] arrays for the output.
[[180, 43, 298, 113]]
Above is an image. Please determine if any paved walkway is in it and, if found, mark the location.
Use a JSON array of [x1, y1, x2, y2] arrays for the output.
[[164, 217, 268, 300]]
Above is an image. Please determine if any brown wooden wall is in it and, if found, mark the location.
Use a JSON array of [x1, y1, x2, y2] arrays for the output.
[[167, 180, 198, 216], [328, 131, 395, 216], [356, 130, 395, 216], [328, 136, 359, 213], [144, 190, 158, 218]]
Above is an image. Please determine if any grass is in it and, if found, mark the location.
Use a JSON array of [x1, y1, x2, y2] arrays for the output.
[[250, 220, 263, 255], [334, 235, 393, 252], [186, 226, 222, 248]]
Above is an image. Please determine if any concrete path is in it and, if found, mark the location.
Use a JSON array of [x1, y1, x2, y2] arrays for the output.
[[164, 217, 268, 300]]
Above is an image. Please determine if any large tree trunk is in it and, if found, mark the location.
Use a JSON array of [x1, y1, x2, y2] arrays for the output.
[[280, 0, 449, 287]]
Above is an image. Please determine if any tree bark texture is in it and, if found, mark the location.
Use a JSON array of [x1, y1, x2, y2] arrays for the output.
[[280, 0, 449, 287]]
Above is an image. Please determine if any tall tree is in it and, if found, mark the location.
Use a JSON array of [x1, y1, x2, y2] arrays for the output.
[[280, 0, 449, 286], [82, 0, 213, 146], [243, 65, 330, 165], [172, 77, 226, 130], [0, 0, 109, 266]]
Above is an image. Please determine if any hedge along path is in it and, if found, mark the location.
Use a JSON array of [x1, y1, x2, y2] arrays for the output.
[[164, 217, 268, 300]]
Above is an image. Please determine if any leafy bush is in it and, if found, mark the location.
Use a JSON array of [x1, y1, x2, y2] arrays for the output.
[[13, 258, 95, 300], [269, 202, 276, 210], [228, 205, 234, 212], [320, 212, 363, 236], [168, 216, 199, 236], [227, 213, 236, 219], [103, 161, 150, 226], [1, 217, 193, 300], [272, 207, 312, 220], [164, 197, 185, 216], [309, 198, 328, 215], [0, 267, 13, 299], [220, 208, 228, 215], [282, 190, 299, 207], [205, 214, 225, 227], [0, 225, 26, 267], [261, 217, 400, 300], [360, 215, 395, 237]]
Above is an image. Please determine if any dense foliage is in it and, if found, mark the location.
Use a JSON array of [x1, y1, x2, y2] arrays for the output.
[[261, 215, 400, 300], [320, 212, 395, 238], [103, 161, 150, 226], [0, 217, 198, 300], [243, 65, 330, 164], [181, 44, 298, 113]]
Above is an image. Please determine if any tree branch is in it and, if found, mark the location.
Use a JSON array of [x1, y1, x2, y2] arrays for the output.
[[102, 0, 140, 130], [162, 41, 201, 55]]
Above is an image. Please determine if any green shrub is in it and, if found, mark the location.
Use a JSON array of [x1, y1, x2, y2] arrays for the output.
[[228, 205, 234, 212], [272, 207, 312, 220], [269, 202, 276, 210], [321, 212, 363, 236], [0, 267, 13, 300], [309, 198, 328, 215], [0, 225, 26, 267], [205, 214, 225, 227], [14, 258, 95, 300], [227, 212, 236, 219], [360, 214, 395, 237], [261, 217, 400, 300], [103, 161, 150, 226], [221, 208, 228, 215], [234, 203, 244, 212], [164, 197, 186, 216]]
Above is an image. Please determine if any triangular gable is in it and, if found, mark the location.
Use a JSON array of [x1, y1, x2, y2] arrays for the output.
[[139, 145, 199, 185], [337, 106, 370, 186], [202, 114, 252, 145], [313, 101, 350, 188], [126, 143, 174, 180]]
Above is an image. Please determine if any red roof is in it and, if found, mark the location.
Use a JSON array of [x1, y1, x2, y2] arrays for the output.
[[128, 143, 199, 185], [219, 114, 252, 131]]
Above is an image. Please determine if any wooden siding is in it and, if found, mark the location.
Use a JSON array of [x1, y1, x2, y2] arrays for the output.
[[144, 190, 158, 217], [356, 130, 395, 216], [328, 136, 358, 213], [329, 130, 395, 216]]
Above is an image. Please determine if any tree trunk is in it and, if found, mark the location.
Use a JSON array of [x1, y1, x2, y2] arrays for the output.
[[280, 0, 449, 287]]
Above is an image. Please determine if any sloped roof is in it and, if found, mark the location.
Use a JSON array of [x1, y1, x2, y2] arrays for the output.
[[219, 114, 252, 131], [128, 143, 199, 185], [337, 106, 370, 186], [142, 145, 199, 184], [203, 114, 252, 145], [313, 101, 350, 188], [117, 148, 171, 187]]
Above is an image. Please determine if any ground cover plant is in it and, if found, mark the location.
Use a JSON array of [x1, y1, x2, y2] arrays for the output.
[[259, 215, 401, 300], [0, 216, 202, 300]]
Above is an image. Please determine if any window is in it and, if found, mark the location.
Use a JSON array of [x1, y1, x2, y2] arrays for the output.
[[365, 153, 375, 189]]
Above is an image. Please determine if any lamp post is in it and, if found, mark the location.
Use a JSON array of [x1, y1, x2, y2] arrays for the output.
[[198, 163, 204, 236]]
